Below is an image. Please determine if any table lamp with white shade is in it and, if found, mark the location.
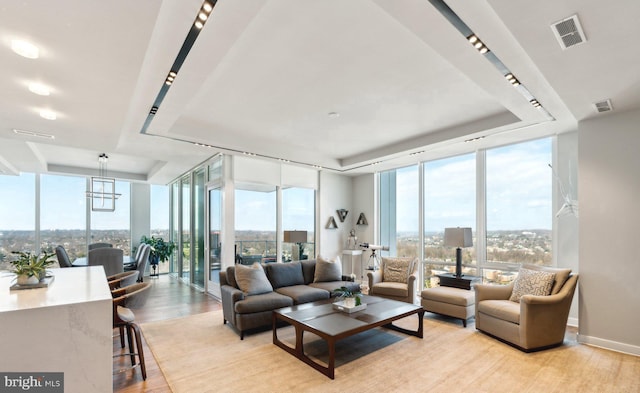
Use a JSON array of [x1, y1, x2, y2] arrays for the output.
[[444, 227, 473, 278]]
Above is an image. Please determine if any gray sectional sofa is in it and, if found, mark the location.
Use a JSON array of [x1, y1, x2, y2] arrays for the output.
[[220, 259, 360, 339]]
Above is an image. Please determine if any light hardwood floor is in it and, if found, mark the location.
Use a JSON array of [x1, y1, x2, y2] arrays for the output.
[[113, 277, 584, 392], [113, 275, 221, 393]]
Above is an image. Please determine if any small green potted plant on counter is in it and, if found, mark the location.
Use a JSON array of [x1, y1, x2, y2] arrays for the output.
[[10, 251, 56, 286]]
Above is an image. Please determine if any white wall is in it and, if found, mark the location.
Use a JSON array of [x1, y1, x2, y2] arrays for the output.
[[130, 182, 151, 277], [130, 183, 150, 250], [353, 174, 375, 246], [318, 171, 353, 259], [578, 109, 640, 355]]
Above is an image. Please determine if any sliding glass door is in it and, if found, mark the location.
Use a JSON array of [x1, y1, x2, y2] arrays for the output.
[[193, 168, 206, 288], [180, 175, 191, 281]]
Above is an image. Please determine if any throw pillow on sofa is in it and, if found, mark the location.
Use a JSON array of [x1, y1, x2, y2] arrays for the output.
[[382, 257, 413, 283], [235, 263, 273, 295], [314, 255, 342, 282], [266, 261, 305, 288], [509, 267, 556, 303]]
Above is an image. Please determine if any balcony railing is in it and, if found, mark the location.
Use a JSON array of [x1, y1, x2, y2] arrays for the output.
[[234, 240, 315, 264]]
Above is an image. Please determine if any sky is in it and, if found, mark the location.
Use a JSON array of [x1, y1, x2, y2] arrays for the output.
[[0, 138, 551, 233], [396, 137, 552, 232], [234, 187, 315, 231], [0, 174, 168, 230]]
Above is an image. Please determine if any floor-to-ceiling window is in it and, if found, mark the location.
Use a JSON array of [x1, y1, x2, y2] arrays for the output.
[[1, 173, 139, 269], [282, 187, 315, 261], [193, 168, 206, 287], [151, 184, 170, 274], [234, 184, 277, 264], [181, 175, 191, 280], [168, 156, 319, 291], [485, 138, 553, 283], [40, 174, 87, 260], [91, 180, 131, 255], [379, 137, 553, 289], [0, 173, 35, 269], [379, 165, 419, 260], [423, 153, 476, 287], [170, 182, 180, 273]]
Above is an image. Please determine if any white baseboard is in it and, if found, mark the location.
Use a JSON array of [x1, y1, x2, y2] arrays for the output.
[[567, 317, 578, 327], [577, 334, 640, 356]]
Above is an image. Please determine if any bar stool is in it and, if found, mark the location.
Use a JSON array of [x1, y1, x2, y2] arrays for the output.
[[112, 282, 151, 380]]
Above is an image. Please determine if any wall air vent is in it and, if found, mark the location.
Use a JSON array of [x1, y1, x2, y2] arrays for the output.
[[551, 14, 587, 50], [594, 99, 613, 113]]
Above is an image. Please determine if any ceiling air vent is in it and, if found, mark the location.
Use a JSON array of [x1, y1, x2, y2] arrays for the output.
[[594, 99, 613, 113], [551, 14, 586, 49]]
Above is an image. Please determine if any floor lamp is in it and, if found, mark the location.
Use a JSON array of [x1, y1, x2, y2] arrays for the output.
[[444, 227, 473, 278]]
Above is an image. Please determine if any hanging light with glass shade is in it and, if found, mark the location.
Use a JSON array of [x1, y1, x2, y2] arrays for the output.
[[86, 153, 121, 212]]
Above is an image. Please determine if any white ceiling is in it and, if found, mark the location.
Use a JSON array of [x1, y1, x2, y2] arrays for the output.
[[1, 0, 639, 183]]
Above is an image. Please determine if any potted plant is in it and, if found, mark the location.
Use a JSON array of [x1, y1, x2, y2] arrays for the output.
[[10, 251, 55, 285], [139, 235, 176, 276], [332, 286, 362, 307]]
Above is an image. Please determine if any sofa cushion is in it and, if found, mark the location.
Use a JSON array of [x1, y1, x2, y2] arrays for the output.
[[370, 281, 409, 298], [522, 264, 571, 295], [308, 280, 361, 294], [235, 263, 273, 295], [226, 266, 238, 288], [234, 291, 293, 314], [266, 261, 304, 289], [382, 257, 413, 283], [509, 267, 556, 303], [275, 285, 330, 304], [477, 299, 521, 324], [314, 255, 342, 282], [301, 259, 317, 284]]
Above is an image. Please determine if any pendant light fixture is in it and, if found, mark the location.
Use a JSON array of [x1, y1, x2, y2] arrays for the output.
[[86, 153, 121, 212]]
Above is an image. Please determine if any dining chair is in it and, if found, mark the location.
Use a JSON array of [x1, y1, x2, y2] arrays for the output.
[[124, 243, 144, 272], [88, 242, 113, 250], [88, 247, 124, 277], [54, 245, 73, 268], [112, 282, 151, 380], [134, 244, 151, 283]]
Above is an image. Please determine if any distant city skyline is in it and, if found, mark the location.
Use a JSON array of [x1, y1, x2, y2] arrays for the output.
[[1, 139, 551, 233]]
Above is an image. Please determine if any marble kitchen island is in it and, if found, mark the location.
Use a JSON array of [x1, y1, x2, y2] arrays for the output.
[[0, 266, 113, 393]]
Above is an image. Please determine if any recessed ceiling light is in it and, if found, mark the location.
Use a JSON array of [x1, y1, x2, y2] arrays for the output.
[[11, 39, 39, 59], [328, 112, 340, 118], [28, 82, 50, 96], [39, 109, 57, 120]]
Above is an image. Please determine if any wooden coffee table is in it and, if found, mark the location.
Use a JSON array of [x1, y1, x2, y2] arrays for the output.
[[272, 295, 424, 379]]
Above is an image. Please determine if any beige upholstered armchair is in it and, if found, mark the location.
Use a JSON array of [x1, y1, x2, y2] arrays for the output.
[[474, 264, 578, 352], [367, 257, 419, 304]]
